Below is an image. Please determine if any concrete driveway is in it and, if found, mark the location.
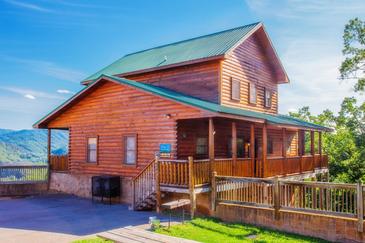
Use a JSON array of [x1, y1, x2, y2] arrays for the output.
[[0, 193, 160, 243]]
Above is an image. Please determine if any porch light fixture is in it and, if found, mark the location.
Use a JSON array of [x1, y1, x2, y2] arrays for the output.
[[164, 113, 172, 119]]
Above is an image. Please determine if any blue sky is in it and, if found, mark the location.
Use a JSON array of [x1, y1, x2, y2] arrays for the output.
[[0, 0, 364, 130]]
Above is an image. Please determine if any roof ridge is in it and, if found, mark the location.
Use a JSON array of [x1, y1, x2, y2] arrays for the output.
[[123, 22, 261, 57]]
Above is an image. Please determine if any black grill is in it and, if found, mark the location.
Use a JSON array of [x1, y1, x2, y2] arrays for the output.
[[91, 175, 120, 204]]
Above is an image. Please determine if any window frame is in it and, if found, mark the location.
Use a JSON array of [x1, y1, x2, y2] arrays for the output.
[[264, 88, 272, 108], [86, 136, 98, 164], [230, 78, 240, 101], [123, 134, 137, 165], [249, 82, 257, 105]]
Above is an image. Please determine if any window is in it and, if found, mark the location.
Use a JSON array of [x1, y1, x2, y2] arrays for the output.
[[267, 137, 273, 154], [124, 135, 137, 164], [231, 78, 240, 101], [196, 137, 208, 155], [87, 137, 98, 163], [264, 88, 272, 108], [249, 82, 257, 104], [228, 138, 245, 157]]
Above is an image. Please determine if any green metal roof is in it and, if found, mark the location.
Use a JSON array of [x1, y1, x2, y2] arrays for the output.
[[84, 22, 261, 82], [34, 74, 329, 131]]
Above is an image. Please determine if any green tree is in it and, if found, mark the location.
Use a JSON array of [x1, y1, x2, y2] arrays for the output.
[[290, 98, 365, 183], [339, 18, 365, 92]]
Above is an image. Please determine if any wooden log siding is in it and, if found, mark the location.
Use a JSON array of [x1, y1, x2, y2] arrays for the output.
[[221, 32, 278, 114], [47, 81, 211, 176], [124, 61, 220, 103]]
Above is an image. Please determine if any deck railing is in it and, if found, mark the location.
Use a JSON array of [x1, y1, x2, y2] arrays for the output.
[[0, 165, 48, 184], [157, 154, 328, 188], [266, 154, 328, 177], [50, 155, 69, 171], [212, 176, 364, 232]]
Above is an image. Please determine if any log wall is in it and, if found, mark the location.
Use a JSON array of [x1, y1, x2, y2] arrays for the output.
[[47, 81, 209, 177]]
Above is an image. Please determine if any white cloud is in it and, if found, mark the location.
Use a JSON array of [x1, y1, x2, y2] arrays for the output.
[[24, 94, 36, 100], [0, 87, 64, 100], [57, 89, 72, 94], [4, 0, 52, 13], [0, 55, 86, 82]]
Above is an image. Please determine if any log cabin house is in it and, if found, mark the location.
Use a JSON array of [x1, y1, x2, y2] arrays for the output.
[[33, 22, 330, 214]]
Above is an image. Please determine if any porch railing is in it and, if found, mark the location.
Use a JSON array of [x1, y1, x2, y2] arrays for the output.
[[266, 154, 328, 177], [156, 154, 329, 188], [212, 176, 364, 232], [50, 154, 69, 171], [0, 165, 48, 184]]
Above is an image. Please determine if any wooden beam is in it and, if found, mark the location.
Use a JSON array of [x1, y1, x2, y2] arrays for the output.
[[262, 123, 267, 177], [310, 131, 315, 156], [310, 131, 315, 172], [208, 118, 215, 171], [357, 181, 364, 232], [188, 156, 196, 219], [282, 128, 287, 158], [232, 122, 237, 175], [250, 124, 255, 177], [47, 129, 51, 164], [319, 131, 323, 168], [319, 132, 322, 155]]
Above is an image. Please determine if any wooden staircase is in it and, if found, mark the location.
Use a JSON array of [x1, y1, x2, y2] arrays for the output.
[[132, 158, 158, 211]]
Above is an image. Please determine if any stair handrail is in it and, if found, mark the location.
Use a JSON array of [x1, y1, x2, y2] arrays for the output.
[[132, 158, 156, 210]]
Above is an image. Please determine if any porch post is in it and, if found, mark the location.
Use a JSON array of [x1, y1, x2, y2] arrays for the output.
[[231, 121, 237, 176], [282, 128, 287, 158], [310, 130, 315, 171], [47, 129, 51, 166], [208, 118, 215, 173], [319, 131, 323, 167], [250, 124, 255, 177], [298, 130, 303, 173], [282, 128, 287, 176], [262, 123, 267, 178], [47, 128, 51, 188]]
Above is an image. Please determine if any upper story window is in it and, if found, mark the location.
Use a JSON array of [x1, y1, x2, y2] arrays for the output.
[[249, 82, 257, 104], [196, 137, 208, 155], [124, 135, 137, 165], [264, 88, 272, 108], [231, 78, 240, 101], [87, 137, 98, 163]]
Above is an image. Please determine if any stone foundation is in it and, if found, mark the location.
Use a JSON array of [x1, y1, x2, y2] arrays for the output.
[[49, 172, 133, 204], [0, 183, 48, 196]]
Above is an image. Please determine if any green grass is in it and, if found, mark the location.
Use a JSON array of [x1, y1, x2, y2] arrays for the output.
[[155, 218, 329, 243], [72, 237, 112, 243]]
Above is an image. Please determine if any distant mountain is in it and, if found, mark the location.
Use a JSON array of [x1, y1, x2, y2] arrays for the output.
[[0, 129, 68, 164]]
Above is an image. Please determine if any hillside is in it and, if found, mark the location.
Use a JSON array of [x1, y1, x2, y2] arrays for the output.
[[0, 129, 68, 164]]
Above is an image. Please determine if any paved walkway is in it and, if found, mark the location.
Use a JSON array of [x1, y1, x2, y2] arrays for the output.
[[0, 193, 162, 243], [98, 226, 198, 243]]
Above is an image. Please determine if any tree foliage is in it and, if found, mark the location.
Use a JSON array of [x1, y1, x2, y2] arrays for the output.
[[289, 99, 365, 183], [288, 18, 365, 183], [340, 18, 365, 92]]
